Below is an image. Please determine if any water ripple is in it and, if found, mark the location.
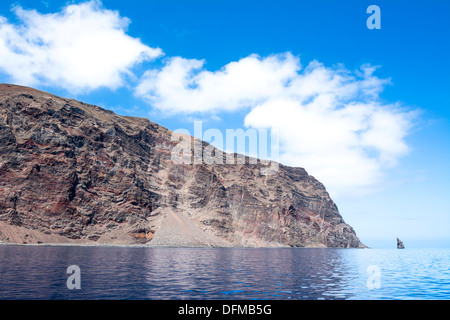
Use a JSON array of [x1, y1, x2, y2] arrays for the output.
[[0, 246, 449, 300]]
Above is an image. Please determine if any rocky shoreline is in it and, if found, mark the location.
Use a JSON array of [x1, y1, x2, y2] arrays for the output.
[[0, 215, 341, 248]]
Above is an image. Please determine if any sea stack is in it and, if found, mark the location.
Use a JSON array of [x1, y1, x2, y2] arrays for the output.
[[397, 237, 405, 249]]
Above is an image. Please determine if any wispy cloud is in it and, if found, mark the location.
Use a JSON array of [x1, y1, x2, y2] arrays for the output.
[[0, 0, 163, 92]]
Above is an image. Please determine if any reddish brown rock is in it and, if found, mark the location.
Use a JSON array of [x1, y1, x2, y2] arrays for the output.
[[0, 84, 365, 247]]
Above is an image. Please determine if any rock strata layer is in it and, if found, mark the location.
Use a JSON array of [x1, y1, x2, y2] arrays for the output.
[[0, 84, 365, 247]]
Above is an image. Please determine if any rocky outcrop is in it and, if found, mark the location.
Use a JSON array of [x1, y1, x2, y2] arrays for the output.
[[0, 84, 365, 248], [397, 238, 405, 249]]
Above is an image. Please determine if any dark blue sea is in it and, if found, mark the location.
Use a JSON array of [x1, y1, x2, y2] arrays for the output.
[[0, 246, 449, 300]]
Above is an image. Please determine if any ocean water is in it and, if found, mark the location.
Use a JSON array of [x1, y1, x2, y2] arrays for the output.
[[0, 246, 448, 300]]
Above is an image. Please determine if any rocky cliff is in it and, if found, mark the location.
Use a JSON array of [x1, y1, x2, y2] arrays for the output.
[[0, 84, 365, 247]]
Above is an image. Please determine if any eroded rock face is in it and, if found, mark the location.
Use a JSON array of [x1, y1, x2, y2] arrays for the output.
[[0, 84, 365, 247], [397, 238, 405, 249]]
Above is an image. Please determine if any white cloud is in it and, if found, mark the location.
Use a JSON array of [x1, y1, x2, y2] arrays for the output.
[[0, 0, 163, 92], [245, 98, 413, 197], [136, 53, 414, 198], [136, 53, 300, 113]]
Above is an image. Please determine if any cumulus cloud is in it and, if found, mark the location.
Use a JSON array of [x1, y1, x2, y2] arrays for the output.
[[245, 98, 413, 197], [0, 0, 163, 92], [136, 53, 300, 113], [136, 53, 414, 198]]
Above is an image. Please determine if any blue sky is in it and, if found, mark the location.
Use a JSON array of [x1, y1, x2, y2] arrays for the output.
[[0, 0, 449, 248]]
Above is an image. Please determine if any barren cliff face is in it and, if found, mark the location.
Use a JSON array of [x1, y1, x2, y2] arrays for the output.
[[0, 84, 365, 247]]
